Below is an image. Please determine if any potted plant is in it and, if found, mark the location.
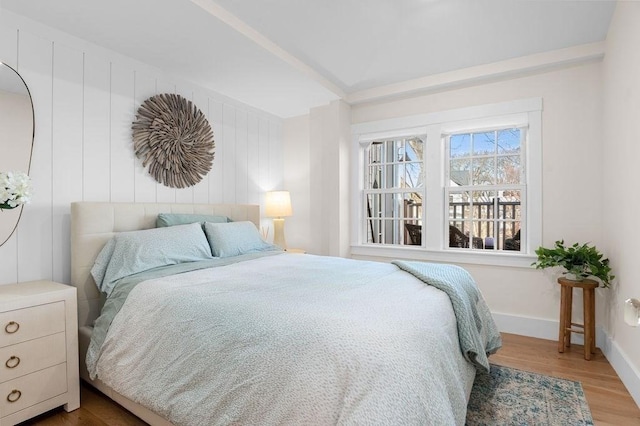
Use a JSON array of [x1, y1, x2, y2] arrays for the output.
[[532, 240, 614, 288]]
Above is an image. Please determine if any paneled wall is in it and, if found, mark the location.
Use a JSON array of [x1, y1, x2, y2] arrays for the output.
[[0, 11, 283, 286]]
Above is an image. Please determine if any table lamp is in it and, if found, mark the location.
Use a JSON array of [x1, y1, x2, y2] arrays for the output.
[[265, 190, 292, 249]]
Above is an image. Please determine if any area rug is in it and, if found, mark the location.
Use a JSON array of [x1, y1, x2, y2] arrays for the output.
[[466, 364, 594, 425]]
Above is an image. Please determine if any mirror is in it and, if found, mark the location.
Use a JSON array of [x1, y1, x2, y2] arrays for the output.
[[0, 63, 34, 247]]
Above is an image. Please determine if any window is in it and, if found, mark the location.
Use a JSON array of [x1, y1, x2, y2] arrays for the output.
[[364, 136, 425, 245], [446, 128, 525, 252], [352, 98, 542, 267]]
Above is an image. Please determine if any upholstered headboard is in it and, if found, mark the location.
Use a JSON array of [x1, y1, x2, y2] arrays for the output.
[[70, 202, 260, 328]]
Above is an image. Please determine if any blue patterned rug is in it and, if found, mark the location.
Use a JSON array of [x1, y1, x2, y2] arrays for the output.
[[466, 364, 594, 425]]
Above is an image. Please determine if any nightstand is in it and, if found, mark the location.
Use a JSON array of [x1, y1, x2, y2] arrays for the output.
[[285, 248, 306, 254], [0, 281, 80, 425]]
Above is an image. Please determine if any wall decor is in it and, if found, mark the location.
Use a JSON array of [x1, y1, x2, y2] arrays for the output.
[[132, 93, 215, 188]]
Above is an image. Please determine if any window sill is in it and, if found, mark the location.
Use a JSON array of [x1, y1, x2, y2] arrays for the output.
[[350, 244, 537, 268]]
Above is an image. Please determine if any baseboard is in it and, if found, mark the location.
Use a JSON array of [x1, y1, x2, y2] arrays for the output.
[[491, 312, 606, 348], [493, 312, 640, 408], [600, 331, 640, 408]]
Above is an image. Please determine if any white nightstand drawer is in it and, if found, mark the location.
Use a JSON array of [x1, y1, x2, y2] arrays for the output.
[[0, 363, 67, 417], [0, 333, 66, 383], [0, 281, 79, 424], [0, 302, 65, 348]]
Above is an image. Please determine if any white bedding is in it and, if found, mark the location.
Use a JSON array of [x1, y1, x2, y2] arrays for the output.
[[93, 253, 477, 425]]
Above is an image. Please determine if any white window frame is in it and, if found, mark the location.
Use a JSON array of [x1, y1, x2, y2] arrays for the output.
[[351, 98, 542, 268]]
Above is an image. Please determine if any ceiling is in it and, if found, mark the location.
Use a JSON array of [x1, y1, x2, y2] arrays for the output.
[[1, 0, 615, 117]]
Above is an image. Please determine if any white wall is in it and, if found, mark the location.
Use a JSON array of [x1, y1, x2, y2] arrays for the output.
[[286, 100, 352, 256], [0, 10, 283, 286], [307, 100, 351, 256], [602, 1, 640, 406]]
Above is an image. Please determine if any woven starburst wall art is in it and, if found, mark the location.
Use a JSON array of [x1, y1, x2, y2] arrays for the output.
[[132, 93, 215, 188]]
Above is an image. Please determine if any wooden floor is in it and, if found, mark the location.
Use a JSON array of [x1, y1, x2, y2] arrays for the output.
[[21, 333, 640, 425]]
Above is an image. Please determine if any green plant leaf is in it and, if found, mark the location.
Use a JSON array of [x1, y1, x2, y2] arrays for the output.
[[532, 240, 614, 288]]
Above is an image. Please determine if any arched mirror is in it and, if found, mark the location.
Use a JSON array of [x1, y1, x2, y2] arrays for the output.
[[0, 62, 34, 247]]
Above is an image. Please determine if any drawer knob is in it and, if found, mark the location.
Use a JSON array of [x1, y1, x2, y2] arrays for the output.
[[4, 321, 19, 334], [7, 389, 21, 403], [5, 356, 20, 369]]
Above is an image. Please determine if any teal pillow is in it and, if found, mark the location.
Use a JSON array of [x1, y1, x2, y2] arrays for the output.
[[156, 213, 230, 228], [91, 223, 213, 296], [203, 221, 279, 258]]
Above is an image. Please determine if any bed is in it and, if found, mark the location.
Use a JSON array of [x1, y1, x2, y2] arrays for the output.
[[70, 201, 501, 426]]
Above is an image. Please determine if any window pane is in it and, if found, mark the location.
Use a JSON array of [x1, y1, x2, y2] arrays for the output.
[[472, 190, 495, 220], [449, 221, 467, 248], [365, 194, 382, 218], [450, 134, 471, 158], [448, 191, 471, 220], [380, 163, 396, 189], [405, 137, 423, 162], [366, 219, 382, 244], [498, 190, 521, 220], [472, 157, 495, 185], [497, 128, 520, 154], [367, 165, 383, 189], [404, 162, 423, 188], [449, 221, 482, 248], [382, 219, 400, 244], [380, 193, 393, 218], [369, 141, 384, 164], [475, 219, 496, 249], [497, 155, 521, 184], [461, 193, 492, 248], [473, 131, 496, 155], [395, 139, 405, 162], [365, 191, 423, 245], [387, 140, 395, 163], [450, 158, 471, 187], [384, 163, 403, 189], [500, 221, 521, 251], [404, 221, 422, 246], [402, 192, 423, 221], [449, 221, 484, 249]]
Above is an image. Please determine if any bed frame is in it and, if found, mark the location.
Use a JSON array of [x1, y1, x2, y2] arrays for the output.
[[70, 202, 260, 426]]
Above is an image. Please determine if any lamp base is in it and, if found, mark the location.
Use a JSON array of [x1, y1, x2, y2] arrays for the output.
[[273, 218, 287, 250]]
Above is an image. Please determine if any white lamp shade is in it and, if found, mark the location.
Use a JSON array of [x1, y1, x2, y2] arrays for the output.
[[265, 191, 292, 218]]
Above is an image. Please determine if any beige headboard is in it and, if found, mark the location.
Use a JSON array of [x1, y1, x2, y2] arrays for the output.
[[70, 202, 260, 328]]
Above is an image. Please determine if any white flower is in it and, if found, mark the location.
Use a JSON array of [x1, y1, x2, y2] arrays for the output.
[[0, 171, 32, 209]]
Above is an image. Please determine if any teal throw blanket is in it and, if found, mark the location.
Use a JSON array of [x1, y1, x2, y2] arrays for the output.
[[392, 261, 502, 372]]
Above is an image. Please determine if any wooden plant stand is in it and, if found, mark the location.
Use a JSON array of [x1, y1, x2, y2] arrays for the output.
[[557, 277, 598, 360]]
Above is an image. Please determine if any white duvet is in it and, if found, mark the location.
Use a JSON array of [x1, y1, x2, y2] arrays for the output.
[[94, 254, 476, 425]]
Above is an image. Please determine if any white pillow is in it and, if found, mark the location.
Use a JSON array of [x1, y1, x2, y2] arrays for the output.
[[203, 221, 279, 258], [91, 222, 213, 296]]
